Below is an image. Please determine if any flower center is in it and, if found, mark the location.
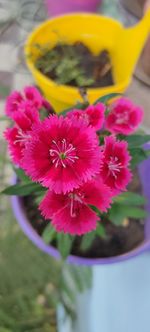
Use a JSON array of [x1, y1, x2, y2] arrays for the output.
[[49, 139, 78, 168], [108, 156, 123, 179], [81, 113, 89, 124], [69, 193, 84, 218], [14, 130, 30, 145], [116, 111, 129, 125]]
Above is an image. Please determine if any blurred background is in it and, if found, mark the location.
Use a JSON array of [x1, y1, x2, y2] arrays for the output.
[[0, 0, 150, 331]]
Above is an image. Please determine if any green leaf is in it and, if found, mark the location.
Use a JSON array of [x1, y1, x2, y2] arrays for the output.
[[80, 231, 95, 251], [89, 204, 101, 216], [109, 203, 147, 226], [94, 93, 122, 105], [1, 183, 46, 196], [61, 276, 76, 303], [57, 233, 73, 260], [96, 223, 107, 239], [126, 134, 150, 148], [34, 192, 45, 205], [42, 224, 56, 244], [67, 265, 89, 292], [124, 206, 147, 219], [130, 148, 150, 169], [114, 191, 146, 206], [13, 168, 31, 183]]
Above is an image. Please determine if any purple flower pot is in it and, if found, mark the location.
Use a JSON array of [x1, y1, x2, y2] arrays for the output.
[[11, 148, 150, 266], [45, 0, 101, 16]]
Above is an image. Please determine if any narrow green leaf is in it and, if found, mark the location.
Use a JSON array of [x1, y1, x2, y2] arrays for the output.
[[126, 134, 150, 148], [109, 203, 147, 226], [14, 168, 31, 183], [80, 231, 95, 251], [61, 277, 76, 303], [1, 183, 46, 196], [67, 265, 86, 292], [34, 192, 45, 205], [96, 223, 107, 239], [89, 204, 101, 216], [57, 233, 73, 259], [42, 224, 56, 244], [94, 93, 121, 105], [109, 204, 123, 225], [123, 206, 147, 219], [130, 148, 150, 169], [114, 192, 146, 206], [81, 266, 92, 289]]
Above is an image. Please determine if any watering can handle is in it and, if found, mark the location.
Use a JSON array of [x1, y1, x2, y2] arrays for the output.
[[118, 8, 150, 80], [125, 8, 150, 38], [135, 8, 150, 34]]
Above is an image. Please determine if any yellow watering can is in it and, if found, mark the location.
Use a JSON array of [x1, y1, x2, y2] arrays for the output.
[[25, 11, 150, 113]]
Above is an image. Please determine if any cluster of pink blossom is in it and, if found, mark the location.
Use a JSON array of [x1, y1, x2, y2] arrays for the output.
[[4, 87, 143, 235], [4, 86, 51, 165]]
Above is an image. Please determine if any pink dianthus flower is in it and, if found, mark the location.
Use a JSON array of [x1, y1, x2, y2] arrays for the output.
[[39, 177, 112, 235], [22, 115, 102, 194], [5, 86, 44, 119], [4, 126, 31, 166], [105, 98, 143, 135], [67, 103, 105, 130], [4, 92, 40, 166], [100, 135, 132, 194]]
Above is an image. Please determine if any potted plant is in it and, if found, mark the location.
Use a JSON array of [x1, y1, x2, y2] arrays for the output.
[[45, 0, 102, 16], [2, 85, 150, 266], [25, 12, 150, 112]]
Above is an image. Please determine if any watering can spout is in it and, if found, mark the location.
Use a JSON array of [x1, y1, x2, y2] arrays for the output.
[[115, 9, 150, 81]]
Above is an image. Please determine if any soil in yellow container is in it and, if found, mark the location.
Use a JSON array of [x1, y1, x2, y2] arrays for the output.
[[25, 11, 150, 113]]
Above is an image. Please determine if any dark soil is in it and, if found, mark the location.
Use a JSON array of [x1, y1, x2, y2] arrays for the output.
[[23, 170, 145, 258], [35, 42, 114, 88]]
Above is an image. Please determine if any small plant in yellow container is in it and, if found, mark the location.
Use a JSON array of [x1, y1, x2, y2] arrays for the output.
[[25, 12, 150, 113]]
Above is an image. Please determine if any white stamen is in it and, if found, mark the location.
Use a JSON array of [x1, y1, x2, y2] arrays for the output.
[[14, 130, 30, 145], [70, 195, 76, 218], [116, 111, 129, 125], [49, 139, 78, 168], [108, 156, 123, 179], [69, 193, 86, 218]]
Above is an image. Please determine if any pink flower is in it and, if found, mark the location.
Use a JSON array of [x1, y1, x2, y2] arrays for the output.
[[4, 126, 31, 166], [4, 93, 40, 166], [105, 98, 143, 135], [67, 103, 105, 130], [5, 86, 43, 118], [42, 99, 53, 113], [5, 91, 23, 117], [12, 101, 40, 132], [39, 178, 112, 235], [24, 86, 43, 109], [4, 105, 40, 166], [100, 136, 132, 194], [22, 115, 102, 194]]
